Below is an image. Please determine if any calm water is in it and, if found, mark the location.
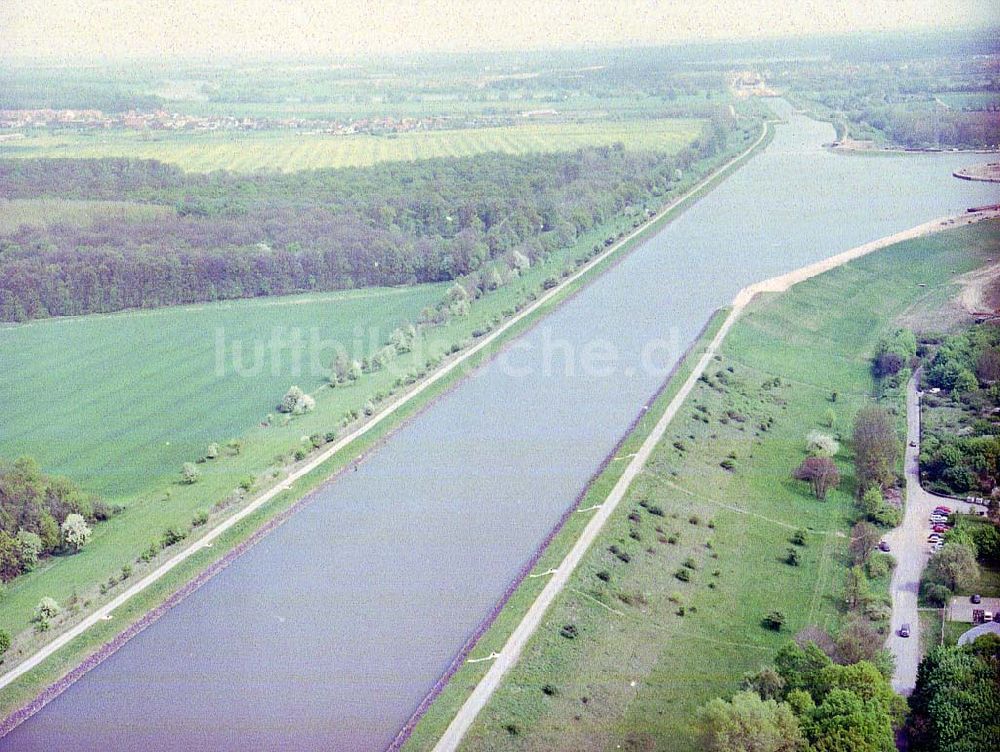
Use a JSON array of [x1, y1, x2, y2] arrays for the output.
[[4, 102, 997, 750]]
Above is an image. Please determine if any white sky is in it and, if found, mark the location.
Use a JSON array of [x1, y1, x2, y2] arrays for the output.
[[1, 1, 996, 60]]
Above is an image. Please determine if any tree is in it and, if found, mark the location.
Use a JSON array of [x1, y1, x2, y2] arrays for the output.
[[0, 629, 9, 658], [697, 691, 806, 752], [15, 530, 42, 571], [61, 513, 91, 552], [909, 643, 1000, 751], [330, 351, 352, 384], [843, 566, 870, 610], [924, 542, 979, 592], [793, 456, 840, 500], [181, 462, 201, 485], [849, 521, 881, 565], [852, 406, 899, 493]]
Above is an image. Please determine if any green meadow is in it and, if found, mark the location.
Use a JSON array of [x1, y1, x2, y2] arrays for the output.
[[406, 220, 999, 751], [0, 119, 703, 172]]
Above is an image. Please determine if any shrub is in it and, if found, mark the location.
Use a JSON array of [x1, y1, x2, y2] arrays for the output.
[[324, 431, 338, 443], [161, 527, 187, 548], [791, 529, 808, 546], [0, 629, 10, 657], [762, 611, 786, 631], [181, 462, 201, 485], [806, 431, 840, 457], [596, 570, 611, 583], [866, 553, 894, 580], [689, 515, 700, 525], [120, 564, 132, 580], [206, 442, 220, 459], [33, 597, 60, 623], [786, 548, 801, 566], [293, 448, 308, 461], [559, 624, 579, 639], [675, 568, 691, 582], [238, 475, 254, 492], [192, 510, 209, 527], [61, 513, 92, 552]]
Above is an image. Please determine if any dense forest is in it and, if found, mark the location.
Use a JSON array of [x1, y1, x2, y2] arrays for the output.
[[0, 116, 744, 321]]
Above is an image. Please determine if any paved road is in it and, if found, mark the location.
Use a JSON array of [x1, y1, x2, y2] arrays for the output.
[[883, 375, 980, 694]]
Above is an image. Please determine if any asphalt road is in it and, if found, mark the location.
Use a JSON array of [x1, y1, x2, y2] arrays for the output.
[[883, 374, 980, 694]]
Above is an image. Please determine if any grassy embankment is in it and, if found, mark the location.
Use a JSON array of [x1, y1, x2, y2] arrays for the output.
[[0, 119, 704, 172], [418, 219, 1000, 752], [0, 120, 769, 720]]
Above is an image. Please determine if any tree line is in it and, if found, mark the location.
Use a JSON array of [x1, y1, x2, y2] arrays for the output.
[[0, 115, 746, 321]]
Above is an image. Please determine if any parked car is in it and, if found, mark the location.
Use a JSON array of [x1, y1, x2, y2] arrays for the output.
[[900, 623, 911, 638], [935, 506, 952, 514], [986, 611, 995, 622], [972, 594, 982, 604], [878, 541, 891, 552], [932, 525, 950, 533]]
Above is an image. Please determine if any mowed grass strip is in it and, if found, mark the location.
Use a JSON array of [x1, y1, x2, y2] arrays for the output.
[[445, 220, 999, 752], [0, 119, 704, 172]]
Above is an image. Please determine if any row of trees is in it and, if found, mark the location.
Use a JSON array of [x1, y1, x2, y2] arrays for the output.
[[0, 457, 100, 582], [0, 115, 750, 321]]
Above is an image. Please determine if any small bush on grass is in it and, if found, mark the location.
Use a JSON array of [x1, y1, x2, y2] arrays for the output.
[[762, 611, 786, 631]]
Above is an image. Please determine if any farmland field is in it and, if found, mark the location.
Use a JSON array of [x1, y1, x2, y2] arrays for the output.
[[0, 118, 704, 172], [430, 220, 999, 752]]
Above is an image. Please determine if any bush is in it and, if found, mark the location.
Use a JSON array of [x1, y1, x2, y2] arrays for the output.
[[181, 462, 201, 485], [293, 448, 308, 461], [762, 611, 786, 631], [0, 629, 9, 657], [161, 527, 187, 548], [675, 568, 691, 582], [791, 529, 808, 546], [206, 442, 220, 459], [192, 510, 209, 527], [786, 548, 801, 566], [120, 564, 132, 580], [238, 475, 254, 492], [596, 570, 611, 583], [806, 431, 840, 457], [324, 431, 338, 443], [33, 597, 60, 623], [867, 553, 894, 580], [559, 624, 579, 639]]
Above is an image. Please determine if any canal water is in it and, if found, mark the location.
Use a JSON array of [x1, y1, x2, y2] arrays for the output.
[[4, 101, 997, 750]]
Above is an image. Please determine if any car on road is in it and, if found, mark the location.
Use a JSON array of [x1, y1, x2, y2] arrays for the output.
[[972, 594, 982, 604], [878, 541, 891, 552], [899, 623, 911, 638]]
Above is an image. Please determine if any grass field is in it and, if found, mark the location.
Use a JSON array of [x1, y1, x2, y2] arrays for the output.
[[0, 119, 704, 172], [420, 220, 1000, 752]]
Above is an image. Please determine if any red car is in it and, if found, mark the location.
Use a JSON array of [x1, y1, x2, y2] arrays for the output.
[[934, 506, 952, 514], [932, 525, 950, 533]]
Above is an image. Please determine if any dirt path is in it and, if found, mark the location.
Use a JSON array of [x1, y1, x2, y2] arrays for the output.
[[429, 210, 999, 751], [0, 121, 773, 708]]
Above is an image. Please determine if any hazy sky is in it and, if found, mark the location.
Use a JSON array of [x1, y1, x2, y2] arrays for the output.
[[1, 1, 996, 60]]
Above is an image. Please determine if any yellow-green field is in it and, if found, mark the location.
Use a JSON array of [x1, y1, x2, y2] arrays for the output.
[[0, 198, 172, 233], [0, 119, 703, 172]]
